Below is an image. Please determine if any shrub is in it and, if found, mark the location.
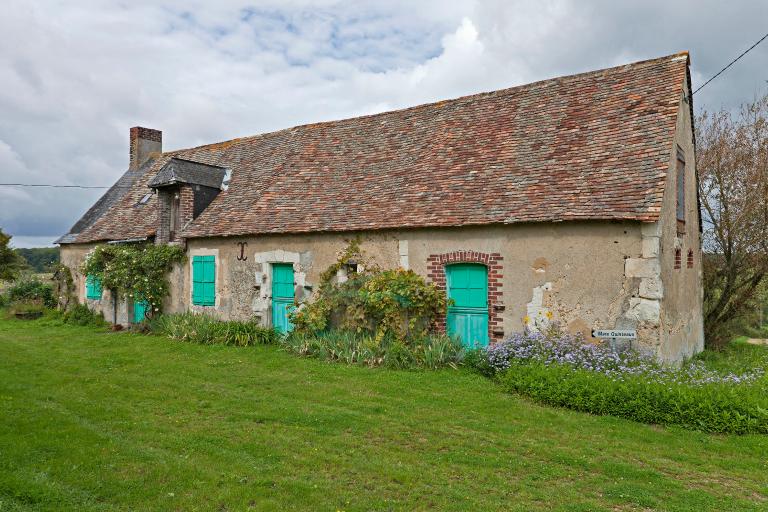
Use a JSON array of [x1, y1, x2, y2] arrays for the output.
[[63, 304, 106, 327], [498, 362, 768, 434], [151, 313, 278, 346], [281, 330, 465, 369], [290, 239, 447, 342], [5, 278, 56, 309], [484, 328, 768, 434], [486, 328, 765, 386]]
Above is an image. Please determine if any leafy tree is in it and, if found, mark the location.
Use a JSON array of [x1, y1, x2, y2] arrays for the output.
[[14, 247, 60, 273], [0, 229, 26, 281], [697, 92, 768, 347]]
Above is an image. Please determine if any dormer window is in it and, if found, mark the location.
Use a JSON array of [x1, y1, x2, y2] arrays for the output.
[[147, 157, 228, 244]]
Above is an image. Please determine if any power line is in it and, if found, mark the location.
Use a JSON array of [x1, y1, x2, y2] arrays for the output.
[[693, 31, 768, 95], [0, 183, 112, 189]]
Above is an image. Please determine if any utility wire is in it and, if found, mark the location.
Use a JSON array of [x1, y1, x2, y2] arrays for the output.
[[0, 183, 112, 189], [692, 31, 768, 95], [5, 32, 767, 190]]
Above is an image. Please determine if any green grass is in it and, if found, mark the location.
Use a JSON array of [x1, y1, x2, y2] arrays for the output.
[[0, 318, 766, 511], [693, 336, 768, 374]]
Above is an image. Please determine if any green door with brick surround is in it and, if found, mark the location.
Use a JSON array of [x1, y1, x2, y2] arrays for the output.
[[446, 263, 489, 348], [271, 263, 295, 334]]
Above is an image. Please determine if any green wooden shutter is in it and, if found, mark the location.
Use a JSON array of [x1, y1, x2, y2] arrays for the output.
[[192, 255, 216, 306], [86, 274, 102, 300]]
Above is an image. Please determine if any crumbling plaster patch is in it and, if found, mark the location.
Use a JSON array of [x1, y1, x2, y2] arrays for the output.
[[526, 282, 553, 331]]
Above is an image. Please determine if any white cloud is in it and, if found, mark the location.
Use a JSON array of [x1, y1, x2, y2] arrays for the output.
[[1, 0, 767, 245]]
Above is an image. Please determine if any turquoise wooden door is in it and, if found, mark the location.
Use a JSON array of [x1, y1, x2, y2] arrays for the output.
[[272, 263, 295, 333], [446, 263, 489, 348], [133, 300, 148, 323]]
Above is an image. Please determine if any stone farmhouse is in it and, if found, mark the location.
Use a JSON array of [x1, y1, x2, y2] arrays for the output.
[[58, 52, 703, 362]]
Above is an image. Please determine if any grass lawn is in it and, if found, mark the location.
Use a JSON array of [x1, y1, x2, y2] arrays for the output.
[[0, 318, 766, 511]]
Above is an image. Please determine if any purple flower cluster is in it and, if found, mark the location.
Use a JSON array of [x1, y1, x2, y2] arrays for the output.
[[485, 329, 765, 387]]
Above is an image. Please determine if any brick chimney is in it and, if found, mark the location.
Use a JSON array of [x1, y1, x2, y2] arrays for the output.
[[129, 127, 162, 170]]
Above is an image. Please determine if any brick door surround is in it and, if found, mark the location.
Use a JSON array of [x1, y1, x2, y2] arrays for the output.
[[426, 251, 504, 342]]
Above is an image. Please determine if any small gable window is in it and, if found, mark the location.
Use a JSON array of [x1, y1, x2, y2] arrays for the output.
[[192, 255, 216, 306], [86, 274, 102, 300], [676, 147, 686, 233]]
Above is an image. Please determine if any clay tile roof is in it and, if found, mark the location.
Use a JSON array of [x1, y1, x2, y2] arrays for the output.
[[67, 52, 690, 244]]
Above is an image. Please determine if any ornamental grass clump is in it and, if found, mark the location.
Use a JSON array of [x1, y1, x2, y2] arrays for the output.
[[484, 328, 768, 434], [281, 330, 465, 370], [152, 312, 279, 346]]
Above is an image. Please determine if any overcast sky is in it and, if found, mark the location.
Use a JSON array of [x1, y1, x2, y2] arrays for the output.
[[1, 0, 766, 247]]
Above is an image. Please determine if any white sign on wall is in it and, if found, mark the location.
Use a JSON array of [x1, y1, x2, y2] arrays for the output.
[[592, 329, 637, 339]]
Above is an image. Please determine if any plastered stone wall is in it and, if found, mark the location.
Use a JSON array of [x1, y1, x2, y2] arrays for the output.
[[62, 206, 702, 361], [656, 79, 705, 362], [179, 221, 648, 345]]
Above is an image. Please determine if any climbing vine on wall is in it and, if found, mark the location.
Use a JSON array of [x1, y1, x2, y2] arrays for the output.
[[81, 243, 185, 315], [51, 263, 76, 310], [290, 239, 447, 341]]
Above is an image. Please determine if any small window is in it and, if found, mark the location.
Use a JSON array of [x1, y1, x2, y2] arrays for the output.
[[86, 274, 102, 300], [676, 147, 686, 233], [137, 193, 152, 205], [192, 255, 216, 306], [687, 249, 694, 269], [674, 248, 682, 270], [170, 191, 181, 241]]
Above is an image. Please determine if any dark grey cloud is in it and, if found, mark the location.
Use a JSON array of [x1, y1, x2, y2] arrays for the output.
[[1, 0, 765, 246]]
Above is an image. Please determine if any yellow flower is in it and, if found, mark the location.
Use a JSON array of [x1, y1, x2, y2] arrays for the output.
[[545, 311, 554, 319], [523, 315, 530, 324]]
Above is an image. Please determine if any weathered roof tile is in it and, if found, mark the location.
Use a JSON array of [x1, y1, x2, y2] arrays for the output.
[[69, 53, 689, 243]]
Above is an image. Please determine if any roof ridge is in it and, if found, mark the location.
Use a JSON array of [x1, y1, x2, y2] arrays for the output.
[[163, 52, 689, 157]]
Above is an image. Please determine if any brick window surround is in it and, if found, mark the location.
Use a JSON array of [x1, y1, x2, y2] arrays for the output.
[[426, 251, 504, 342]]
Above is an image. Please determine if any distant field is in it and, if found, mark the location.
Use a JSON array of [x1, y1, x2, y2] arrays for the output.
[[0, 317, 766, 511]]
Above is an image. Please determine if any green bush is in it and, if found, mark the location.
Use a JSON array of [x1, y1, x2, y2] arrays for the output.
[[63, 304, 106, 327], [498, 362, 768, 434], [5, 278, 56, 309], [81, 243, 185, 317], [289, 239, 447, 342], [151, 313, 279, 346], [281, 329, 465, 369]]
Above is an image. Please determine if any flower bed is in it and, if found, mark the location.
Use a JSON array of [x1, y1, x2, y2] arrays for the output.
[[481, 330, 768, 434]]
